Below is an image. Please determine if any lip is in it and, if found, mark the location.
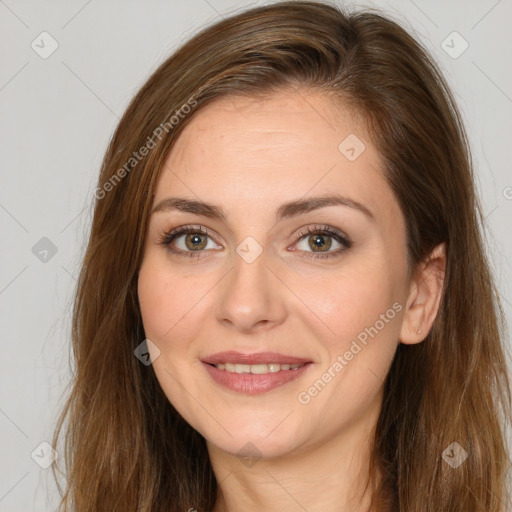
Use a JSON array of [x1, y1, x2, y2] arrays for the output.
[[201, 351, 314, 395], [201, 351, 312, 365]]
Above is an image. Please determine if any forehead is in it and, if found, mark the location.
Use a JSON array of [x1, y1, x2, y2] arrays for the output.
[[153, 90, 397, 225]]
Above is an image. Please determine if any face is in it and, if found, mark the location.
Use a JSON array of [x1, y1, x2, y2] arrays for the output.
[[137, 89, 412, 459]]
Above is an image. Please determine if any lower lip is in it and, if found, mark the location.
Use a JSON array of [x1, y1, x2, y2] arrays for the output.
[[202, 362, 312, 395]]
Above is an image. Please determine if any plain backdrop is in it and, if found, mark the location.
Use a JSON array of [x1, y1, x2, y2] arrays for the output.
[[1, 0, 511, 510]]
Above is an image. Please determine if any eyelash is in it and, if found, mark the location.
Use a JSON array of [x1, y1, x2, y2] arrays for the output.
[[156, 224, 352, 260]]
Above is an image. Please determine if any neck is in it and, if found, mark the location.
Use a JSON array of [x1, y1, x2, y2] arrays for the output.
[[207, 403, 385, 512]]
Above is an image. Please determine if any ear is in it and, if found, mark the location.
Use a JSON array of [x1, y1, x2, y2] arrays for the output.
[[399, 243, 446, 345]]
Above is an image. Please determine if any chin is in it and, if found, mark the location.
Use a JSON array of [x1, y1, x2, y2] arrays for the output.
[[193, 409, 302, 458], [207, 430, 302, 461]]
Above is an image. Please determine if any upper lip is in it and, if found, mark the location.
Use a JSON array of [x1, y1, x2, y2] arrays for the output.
[[201, 351, 312, 365]]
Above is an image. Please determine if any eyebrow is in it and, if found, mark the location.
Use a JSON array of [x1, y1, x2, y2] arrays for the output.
[[151, 194, 375, 222]]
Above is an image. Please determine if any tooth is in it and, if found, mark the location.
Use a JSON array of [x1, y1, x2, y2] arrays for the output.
[[235, 364, 251, 373], [250, 364, 269, 374], [214, 362, 305, 373]]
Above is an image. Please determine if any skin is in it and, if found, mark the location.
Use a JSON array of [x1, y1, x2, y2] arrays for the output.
[[137, 89, 446, 512]]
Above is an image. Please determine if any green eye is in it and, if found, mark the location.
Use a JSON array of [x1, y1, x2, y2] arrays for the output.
[[157, 224, 352, 260]]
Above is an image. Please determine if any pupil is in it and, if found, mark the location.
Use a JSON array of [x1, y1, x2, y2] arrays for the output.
[[309, 234, 331, 252], [186, 233, 206, 250], [313, 235, 324, 247]]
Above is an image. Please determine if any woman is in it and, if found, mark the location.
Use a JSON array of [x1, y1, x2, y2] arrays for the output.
[[51, 1, 512, 511]]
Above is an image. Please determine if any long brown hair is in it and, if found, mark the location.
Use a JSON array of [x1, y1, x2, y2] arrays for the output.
[[51, 1, 512, 510]]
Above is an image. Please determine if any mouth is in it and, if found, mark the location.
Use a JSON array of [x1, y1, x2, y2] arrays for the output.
[[209, 362, 307, 373], [200, 351, 313, 394]]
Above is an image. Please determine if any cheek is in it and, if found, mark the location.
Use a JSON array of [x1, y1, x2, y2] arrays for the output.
[[138, 254, 201, 341], [296, 258, 401, 350], [294, 270, 401, 424], [293, 258, 402, 408], [137, 254, 220, 375], [137, 260, 174, 340]]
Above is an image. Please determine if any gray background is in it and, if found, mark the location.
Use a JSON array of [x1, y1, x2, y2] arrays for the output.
[[1, 0, 511, 510]]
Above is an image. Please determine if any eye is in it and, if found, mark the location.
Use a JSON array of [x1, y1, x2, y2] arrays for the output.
[[292, 224, 352, 260], [157, 223, 352, 260], [157, 225, 221, 259]]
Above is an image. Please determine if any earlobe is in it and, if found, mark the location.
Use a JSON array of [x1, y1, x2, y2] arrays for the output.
[[399, 243, 447, 345]]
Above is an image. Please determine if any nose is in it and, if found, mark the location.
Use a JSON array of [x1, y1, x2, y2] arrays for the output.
[[215, 245, 287, 334]]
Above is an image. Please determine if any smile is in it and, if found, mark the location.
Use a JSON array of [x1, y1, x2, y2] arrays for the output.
[[202, 361, 313, 394], [212, 362, 306, 373]]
